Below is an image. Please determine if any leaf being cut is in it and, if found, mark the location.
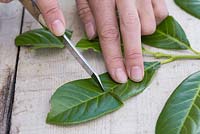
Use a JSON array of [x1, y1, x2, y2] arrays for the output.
[[175, 0, 200, 19], [142, 16, 191, 50], [46, 79, 123, 125], [156, 71, 200, 134], [46, 61, 160, 125], [15, 29, 73, 49]]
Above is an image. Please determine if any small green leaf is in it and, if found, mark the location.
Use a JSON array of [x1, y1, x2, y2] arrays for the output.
[[46, 61, 160, 125], [156, 71, 200, 134], [175, 0, 200, 19], [142, 16, 191, 50], [15, 29, 73, 49], [76, 38, 101, 52]]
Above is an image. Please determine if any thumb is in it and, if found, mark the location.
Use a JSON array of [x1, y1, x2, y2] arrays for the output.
[[36, 0, 65, 36]]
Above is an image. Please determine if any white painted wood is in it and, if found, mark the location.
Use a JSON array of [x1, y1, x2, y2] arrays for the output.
[[0, 1, 23, 133], [10, 0, 200, 134]]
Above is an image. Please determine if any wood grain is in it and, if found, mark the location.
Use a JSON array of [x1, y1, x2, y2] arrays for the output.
[[0, 1, 23, 134], [10, 0, 200, 134]]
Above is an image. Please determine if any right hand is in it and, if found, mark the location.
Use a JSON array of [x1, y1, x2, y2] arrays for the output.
[[0, 0, 66, 36]]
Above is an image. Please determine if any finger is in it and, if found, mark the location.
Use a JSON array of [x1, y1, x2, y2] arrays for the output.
[[116, 0, 144, 82], [36, 0, 65, 36], [76, 0, 96, 40], [89, 0, 127, 83], [137, 0, 156, 35], [152, 0, 168, 24]]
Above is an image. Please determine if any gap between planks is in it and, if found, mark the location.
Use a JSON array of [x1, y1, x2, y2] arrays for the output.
[[0, 5, 25, 134], [5, 7, 25, 134]]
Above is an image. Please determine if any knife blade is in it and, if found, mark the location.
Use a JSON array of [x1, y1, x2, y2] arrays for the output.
[[19, 0, 105, 91], [63, 34, 105, 91]]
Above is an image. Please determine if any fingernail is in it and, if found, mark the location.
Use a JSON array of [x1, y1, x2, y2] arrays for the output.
[[85, 22, 96, 40], [115, 68, 128, 83], [131, 66, 144, 82], [51, 19, 65, 36]]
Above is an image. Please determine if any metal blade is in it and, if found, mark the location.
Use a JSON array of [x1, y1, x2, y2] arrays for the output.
[[63, 34, 105, 91]]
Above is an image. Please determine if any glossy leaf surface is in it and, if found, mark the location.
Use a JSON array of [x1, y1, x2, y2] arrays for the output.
[[46, 79, 123, 125], [15, 29, 72, 49], [156, 71, 200, 134], [76, 38, 101, 52], [142, 16, 191, 50], [46, 62, 160, 125], [175, 0, 200, 19]]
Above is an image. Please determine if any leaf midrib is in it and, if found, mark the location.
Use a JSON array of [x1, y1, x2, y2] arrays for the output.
[[156, 29, 190, 49], [51, 82, 121, 117], [179, 84, 200, 133], [144, 62, 160, 71], [50, 92, 116, 119]]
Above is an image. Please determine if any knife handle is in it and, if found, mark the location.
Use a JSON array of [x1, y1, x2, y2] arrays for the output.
[[19, 0, 46, 27]]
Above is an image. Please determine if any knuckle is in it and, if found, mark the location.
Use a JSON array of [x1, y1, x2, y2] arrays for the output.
[[121, 12, 140, 28], [126, 52, 143, 61], [106, 56, 124, 67], [43, 6, 59, 17], [77, 2, 92, 20], [100, 24, 119, 41]]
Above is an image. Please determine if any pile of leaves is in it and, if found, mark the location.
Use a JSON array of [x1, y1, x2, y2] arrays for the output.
[[15, 1, 200, 134]]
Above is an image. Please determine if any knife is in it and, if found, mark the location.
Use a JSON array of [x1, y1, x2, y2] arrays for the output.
[[19, 0, 105, 91]]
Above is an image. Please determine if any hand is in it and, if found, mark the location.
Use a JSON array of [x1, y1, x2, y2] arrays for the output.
[[0, 0, 66, 36], [76, 0, 168, 83]]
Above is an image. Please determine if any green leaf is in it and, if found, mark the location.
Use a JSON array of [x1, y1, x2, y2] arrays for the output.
[[76, 38, 101, 52], [142, 16, 191, 50], [46, 80, 123, 125], [15, 29, 73, 49], [175, 0, 200, 19], [156, 71, 200, 134], [46, 61, 160, 125]]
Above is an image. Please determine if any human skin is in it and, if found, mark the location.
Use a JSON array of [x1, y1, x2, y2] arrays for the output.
[[0, 0, 168, 83]]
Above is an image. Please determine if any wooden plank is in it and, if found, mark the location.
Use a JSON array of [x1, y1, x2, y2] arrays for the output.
[[10, 0, 200, 134], [0, 1, 23, 134]]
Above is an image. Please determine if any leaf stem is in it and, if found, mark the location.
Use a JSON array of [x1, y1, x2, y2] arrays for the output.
[[143, 47, 200, 64], [160, 55, 200, 64], [172, 55, 200, 60], [143, 48, 172, 59], [161, 58, 175, 64], [188, 47, 200, 55]]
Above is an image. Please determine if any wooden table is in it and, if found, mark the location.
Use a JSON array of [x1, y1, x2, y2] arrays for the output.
[[0, 0, 200, 134]]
